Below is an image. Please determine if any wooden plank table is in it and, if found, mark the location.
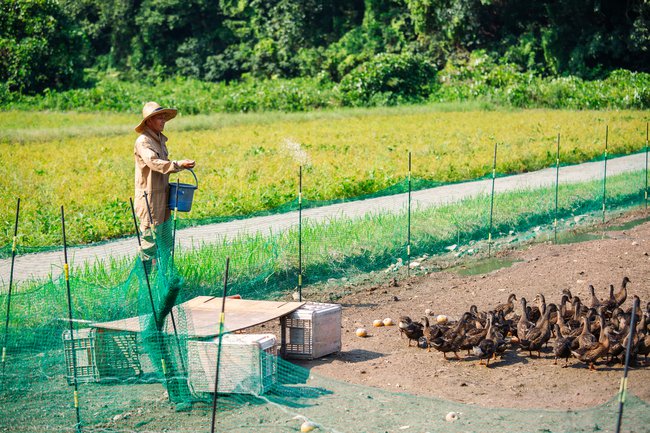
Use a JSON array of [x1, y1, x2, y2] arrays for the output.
[[91, 296, 305, 338]]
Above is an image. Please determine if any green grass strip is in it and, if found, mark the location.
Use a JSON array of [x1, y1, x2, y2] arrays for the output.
[[0, 169, 644, 330]]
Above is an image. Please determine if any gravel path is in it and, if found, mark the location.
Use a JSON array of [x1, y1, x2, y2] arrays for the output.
[[0, 153, 645, 285]]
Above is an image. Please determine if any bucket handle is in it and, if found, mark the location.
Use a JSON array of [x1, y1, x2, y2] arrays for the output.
[[172, 167, 198, 189]]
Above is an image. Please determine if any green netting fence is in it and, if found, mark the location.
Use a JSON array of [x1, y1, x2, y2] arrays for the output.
[[1, 151, 649, 432]]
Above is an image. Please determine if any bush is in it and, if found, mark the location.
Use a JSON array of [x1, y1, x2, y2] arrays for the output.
[[220, 77, 337, 112], [5, 74, 338, 113], [432, 51, 650, 110], [503, 70, 650, 110], [3, 51, 649, 113], [337, 53, 437, 107]]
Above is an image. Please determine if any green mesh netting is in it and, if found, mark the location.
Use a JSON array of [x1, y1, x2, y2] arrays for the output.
[[1, 163, 649, 432]]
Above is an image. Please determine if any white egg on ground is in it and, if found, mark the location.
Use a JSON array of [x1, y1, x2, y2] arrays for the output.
[[445, 412, 460, 422]]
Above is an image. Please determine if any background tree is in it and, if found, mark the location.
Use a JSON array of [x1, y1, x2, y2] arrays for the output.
[[61, 0, 140, 71], [2, 0, 649, 94], [0, 0, 88, 93]]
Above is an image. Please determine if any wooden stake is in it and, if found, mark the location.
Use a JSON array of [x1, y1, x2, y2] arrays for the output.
[[643, 122, 648, 212]]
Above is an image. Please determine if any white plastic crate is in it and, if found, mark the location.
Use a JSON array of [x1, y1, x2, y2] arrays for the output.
[[62, 328, 142, 385], [281, 302, 341, 360], [187, 333, 277, 395]]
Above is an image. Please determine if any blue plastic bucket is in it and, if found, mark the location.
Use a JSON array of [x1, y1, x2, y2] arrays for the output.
[[168, 168, 198, 212]]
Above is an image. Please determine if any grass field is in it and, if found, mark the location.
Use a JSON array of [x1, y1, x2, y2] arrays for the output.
[[0, 105, 648, 247]]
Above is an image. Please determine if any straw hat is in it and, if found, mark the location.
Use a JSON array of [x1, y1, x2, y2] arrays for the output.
[[134, 101, 178, 133]]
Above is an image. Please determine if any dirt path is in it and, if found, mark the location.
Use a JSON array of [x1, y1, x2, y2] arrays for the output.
[[0, 152, 645, 285]]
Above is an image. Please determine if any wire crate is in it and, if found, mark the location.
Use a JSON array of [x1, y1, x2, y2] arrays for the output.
[[187, 333, 277, 395], [95, 329, 142, 380], [62, 328, 99, 385], [62, 328, 142, 385], [281, 302, 341, 360]]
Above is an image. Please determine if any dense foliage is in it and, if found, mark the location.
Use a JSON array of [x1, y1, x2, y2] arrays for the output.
[[3, 55, 649, 112], [338, 53, 437, 106], [0, 0, 88, 93], [0, 0, 648, 100]]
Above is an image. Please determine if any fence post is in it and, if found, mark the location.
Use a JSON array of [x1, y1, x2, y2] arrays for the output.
[[554, 134, 560, 243], [1, 198, 20, 390], [643, 122, 648, 212], [488, 143, 498, 257], [602, 125, 608, 225], [210, 257, 230, 433], [298, 166, 303, 301], [61, 206, 83, 433], [407, 151, 412, 276], [615, 300, 637, 433]]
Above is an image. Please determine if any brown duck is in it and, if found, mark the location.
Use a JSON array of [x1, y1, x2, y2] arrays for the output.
[[571, 311, 597, 350], [420, 316, 446, 352], [559, 294, 573, 323], [571, 326, 613, 370], [635, 313, 650, 363], [516, 297, 535, 340], [493, 294, 517, 317], [552, 323, 574, 367], [431, 313, 470, 360], [398, 316, 424, 347], [520, 303, 556, 357], [613, 276, 631, 307], [588, 284, 603, 309]]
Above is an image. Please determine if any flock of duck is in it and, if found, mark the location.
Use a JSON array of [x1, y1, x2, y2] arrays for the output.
[[398, 277, 650, 369]]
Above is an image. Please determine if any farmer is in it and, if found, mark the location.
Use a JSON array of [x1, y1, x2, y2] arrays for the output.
[[134, 101, 195, 407], [134, 101, 195, 267]]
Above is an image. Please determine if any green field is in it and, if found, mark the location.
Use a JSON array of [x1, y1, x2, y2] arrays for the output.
[[0, 105, 648, 247]]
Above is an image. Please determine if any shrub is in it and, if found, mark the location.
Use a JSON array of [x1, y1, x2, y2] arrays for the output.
[[432, 51, 650, 110], [5, 74, 338, 113], [338, 53, 437, 107], [3, 52, 649, 112]]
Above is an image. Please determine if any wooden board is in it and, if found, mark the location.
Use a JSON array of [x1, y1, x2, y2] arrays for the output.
[[91, 296, 305, 338]]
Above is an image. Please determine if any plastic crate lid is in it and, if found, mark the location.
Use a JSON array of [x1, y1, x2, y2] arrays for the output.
[[62, 328, 94, 340], [291, 302, 341, 319], [204, 333, 277, 350]]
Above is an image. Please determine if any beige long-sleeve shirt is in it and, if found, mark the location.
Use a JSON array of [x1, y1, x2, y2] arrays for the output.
[[134, 127, 182, 230]]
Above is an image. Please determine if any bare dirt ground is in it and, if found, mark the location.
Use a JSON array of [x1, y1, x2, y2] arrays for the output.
[[295, 209, 650, 411]]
